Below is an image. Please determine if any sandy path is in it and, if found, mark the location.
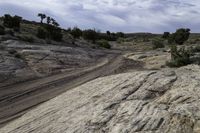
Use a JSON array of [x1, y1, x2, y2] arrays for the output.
[[0, 52, 130, 127]]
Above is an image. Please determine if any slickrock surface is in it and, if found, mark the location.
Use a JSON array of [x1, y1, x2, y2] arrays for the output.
[[127, 50, 171, 70], [1, 65, 200, 133], [0, 40, 105, 87]]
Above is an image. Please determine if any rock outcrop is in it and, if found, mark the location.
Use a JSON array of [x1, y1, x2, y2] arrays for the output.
[[1, 65, 200, 133], [0, 40, 105, 87]]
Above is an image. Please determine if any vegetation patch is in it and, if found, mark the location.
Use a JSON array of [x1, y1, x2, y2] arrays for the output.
[[152, 38, 165, 49], [83, 29, 98, 43], [37, 27, 47, 39], [37, 14, 62, 41], [70, 27, 82, 39], [167, 28, 190, 45], [166, 45, 191, 67], [96, 39, 111, 49], [3, 14, 22, 30]]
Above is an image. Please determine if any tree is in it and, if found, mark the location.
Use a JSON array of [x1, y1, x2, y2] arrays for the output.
[[53, 21, 59, 27], [169, 28, 190, 45], [37, 14, 62, 41], [38, 13, 46, 23], [50, 18, 59, 27], [106, 31, 111, 36], [47, 16, 51, 24], [162, 32, 170, 39]]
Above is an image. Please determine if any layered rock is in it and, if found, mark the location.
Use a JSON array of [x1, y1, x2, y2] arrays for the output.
[[0, 40, 105, 87], [1, 65, 200, 133]]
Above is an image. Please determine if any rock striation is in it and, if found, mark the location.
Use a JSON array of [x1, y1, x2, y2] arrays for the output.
[[1, 65, 200, 133]]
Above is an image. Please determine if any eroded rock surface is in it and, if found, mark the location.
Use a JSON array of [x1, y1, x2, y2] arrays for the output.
[[1, 65, 200, 133], [127, 50, 170, 70], [0, 40, 105, 87]]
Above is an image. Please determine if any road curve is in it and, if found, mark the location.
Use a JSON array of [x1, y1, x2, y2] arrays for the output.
[[0, 52, 126, 127]]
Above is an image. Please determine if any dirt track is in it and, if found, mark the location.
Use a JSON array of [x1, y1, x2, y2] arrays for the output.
[[0, 51, 143, 127]]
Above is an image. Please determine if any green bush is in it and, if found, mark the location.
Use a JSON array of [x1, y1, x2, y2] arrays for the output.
[[70, 27, 82, 38], [37, 25, 63, 41], [83, 29, 98, 43], [191, 45, 200, 53], [97, 39, 111, 49], [116, 32, 125, 38], [168, 28, 190, 45], [166, 45, 191, 67], [45, 24, 62, 41], [0, 25, 5, 35], [37, 27, 47, 39], [162, 32, 170, 39], [152, 38, 165, 49], [3, 14, 22, 29]]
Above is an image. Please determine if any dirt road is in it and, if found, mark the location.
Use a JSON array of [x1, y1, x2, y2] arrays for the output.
[[0, 51, 142, 127]]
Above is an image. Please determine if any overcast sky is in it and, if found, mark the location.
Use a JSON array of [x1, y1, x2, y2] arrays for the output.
[[0, 0, 199, 33]]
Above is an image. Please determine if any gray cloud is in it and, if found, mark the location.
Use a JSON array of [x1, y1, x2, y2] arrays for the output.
[[0, 0, 200, 33]]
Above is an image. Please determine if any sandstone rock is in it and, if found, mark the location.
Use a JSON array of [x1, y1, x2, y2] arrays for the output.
[[0, 40, 106, 87], [1, 65, 200, 133]]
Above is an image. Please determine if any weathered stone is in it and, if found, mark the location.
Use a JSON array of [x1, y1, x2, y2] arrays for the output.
[[1, 65, 200, 133]]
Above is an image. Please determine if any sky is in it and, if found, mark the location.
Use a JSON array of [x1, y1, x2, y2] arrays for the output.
[[0, 0, 200, 33]]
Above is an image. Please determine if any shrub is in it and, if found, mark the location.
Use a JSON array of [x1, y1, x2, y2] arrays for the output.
[[45, 24, 62, 41], [0, 25, 5, 35], [168, 34, 175, 44], [3, 14, 22, 29], [168, 28, 190, 45], [166, 45, 191, 67], [162, 32, 170, 39], [83, 29, 98, 43], [37, 27, 47, 39], [117, 37, 125, 44], [116, 32, 125, 38], [36, 15, 62, 41], [70, 27, 82, 38], [152, 38, 165, 49], [37, 24, 63, 41], [97, 39, 111, 49], [191, 45, 200, 53]]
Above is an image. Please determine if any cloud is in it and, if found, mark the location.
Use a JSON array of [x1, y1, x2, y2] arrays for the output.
[[0, 0, 200, 33]]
